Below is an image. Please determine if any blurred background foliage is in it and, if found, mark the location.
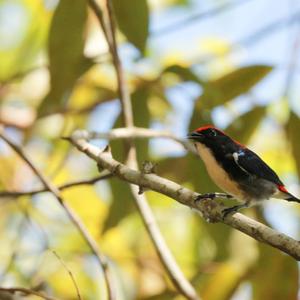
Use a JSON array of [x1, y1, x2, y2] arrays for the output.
[[0, 0, 300, 299]]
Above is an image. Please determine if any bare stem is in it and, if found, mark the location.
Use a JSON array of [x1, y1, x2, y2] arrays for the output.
[[0, 171, 112, 197], [73, 127, 197, 154]]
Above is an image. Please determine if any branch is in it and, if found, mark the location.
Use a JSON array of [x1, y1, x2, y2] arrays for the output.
[[0, 171, 112, 197], [0, 287, 58, 300], [69, 133, 300, 261], [0, 132, 115, 299], [71, 127, 197, 154]]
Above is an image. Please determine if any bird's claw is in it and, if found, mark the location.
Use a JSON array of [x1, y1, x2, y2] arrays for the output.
[[194, 193, 216, 204], [194, 193, 233, 205], [222, 203, 248, 220], [222, 206, 238, 219]]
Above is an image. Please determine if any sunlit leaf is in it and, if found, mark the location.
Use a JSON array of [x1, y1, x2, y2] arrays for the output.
[[112, 0, 149, 53], [38, 0, 90, 116], [200, 65, 273, 108], [285, 112, 300, 177], [163, 64, 204, 85]]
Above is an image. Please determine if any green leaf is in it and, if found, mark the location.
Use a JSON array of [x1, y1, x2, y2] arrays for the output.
[[225, 106, 267, 144], [38, 0, 89, 116], [112, 0, 149, 53], [286, 112, 300, 177], [200, 65, 273, 109], [163, 64, 204, 85]]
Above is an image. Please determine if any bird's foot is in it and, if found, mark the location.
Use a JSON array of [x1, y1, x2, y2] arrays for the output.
[[222, 203, 247, 220], [194, 193, 216, 204], [194, 193, 232, 205], [214, 193, 233, 199]]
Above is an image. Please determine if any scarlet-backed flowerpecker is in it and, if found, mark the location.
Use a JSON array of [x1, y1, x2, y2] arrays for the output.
[[188, 125, 300, 217]]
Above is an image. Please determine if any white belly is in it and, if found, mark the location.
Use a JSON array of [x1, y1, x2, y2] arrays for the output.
[[195, 143, 244, 200]]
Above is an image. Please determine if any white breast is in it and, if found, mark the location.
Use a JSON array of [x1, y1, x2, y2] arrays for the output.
[[195, 143, 245, 200]]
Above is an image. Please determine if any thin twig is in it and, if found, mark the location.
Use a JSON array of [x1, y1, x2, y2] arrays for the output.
[[52, 251, 82, 300], [69, 135, 300, 261], [0, 287, 59, 300], [0, 171, 112, 197], [0, 132, 115, 299]]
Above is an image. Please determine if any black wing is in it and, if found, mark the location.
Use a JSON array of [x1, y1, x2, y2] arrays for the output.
[[234, 148, 283, 186]]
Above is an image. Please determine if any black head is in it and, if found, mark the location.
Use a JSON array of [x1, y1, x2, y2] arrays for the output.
[[188, 125, 226, 143], [187, 125, 241, 151]]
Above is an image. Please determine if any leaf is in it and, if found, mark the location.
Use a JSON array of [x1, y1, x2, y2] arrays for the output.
[[163, 64, 204, 85], [285, 112, 300, 177], [225, 106, 267, 144], [112, 0, 149, 53], [200, 65, 273, 109], [38, 0, 90, 116], [250, 244, 298, 300]]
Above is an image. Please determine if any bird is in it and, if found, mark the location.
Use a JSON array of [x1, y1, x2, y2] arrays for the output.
[[187, 125, 300, 217]]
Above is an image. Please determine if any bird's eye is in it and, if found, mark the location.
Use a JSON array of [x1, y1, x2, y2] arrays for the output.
[[210, 129, 217, 136]]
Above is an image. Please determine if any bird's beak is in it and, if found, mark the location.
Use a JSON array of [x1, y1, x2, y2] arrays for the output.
[[187, 131, 203, 141]]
